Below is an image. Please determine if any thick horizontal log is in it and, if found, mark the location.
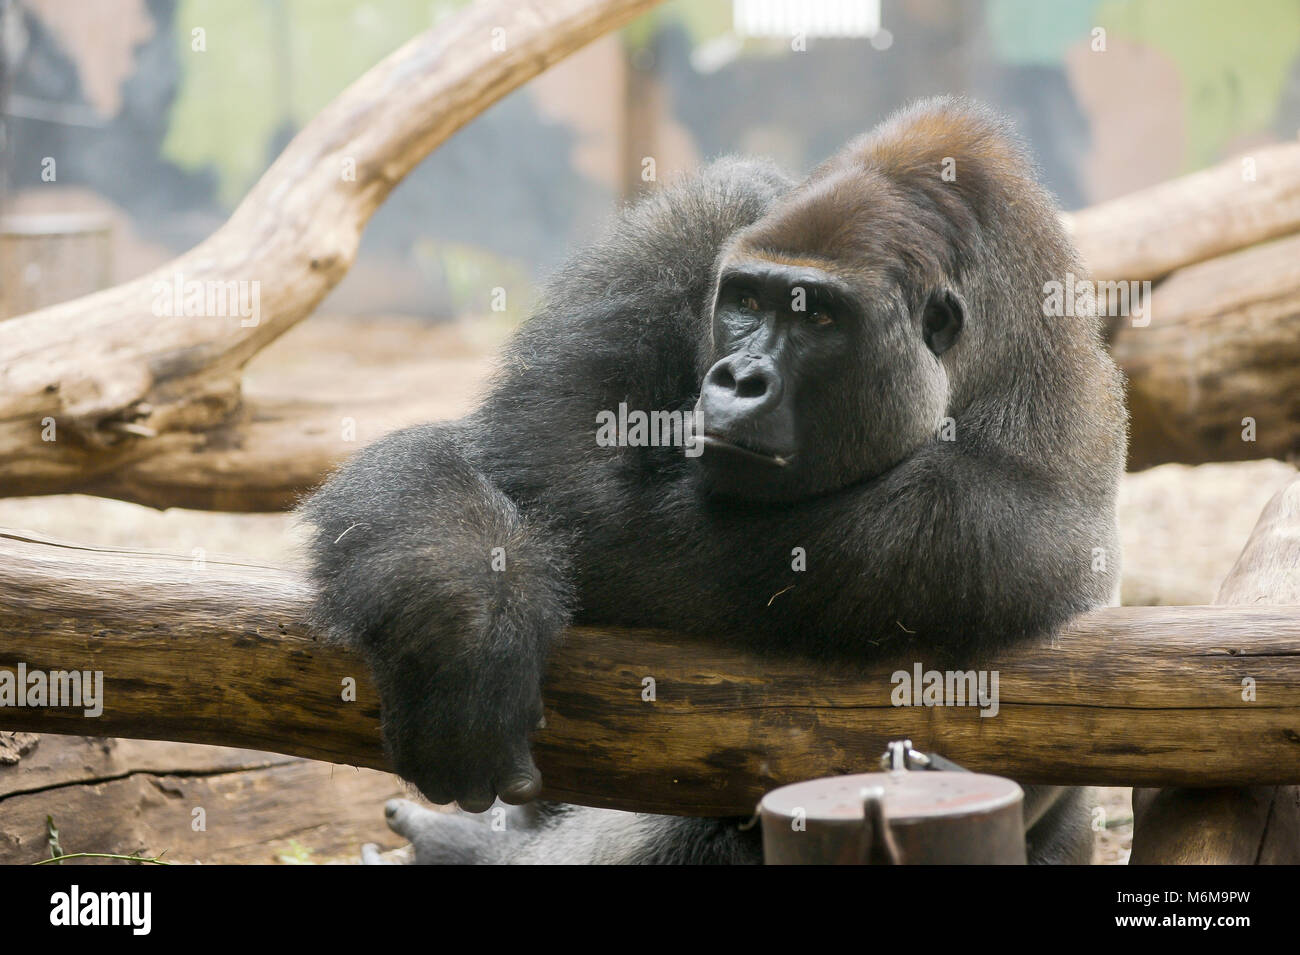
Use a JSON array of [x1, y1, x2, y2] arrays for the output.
[[2, 530, 1299, 815], [0, 0, 661, 506], [1064, 139, 1300, 283], [1113, 233, 1300, 470]]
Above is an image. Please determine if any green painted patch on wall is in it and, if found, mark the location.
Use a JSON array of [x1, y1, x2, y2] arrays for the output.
[[163, 0, 470, 207], [1098, 0, 1300, 170]]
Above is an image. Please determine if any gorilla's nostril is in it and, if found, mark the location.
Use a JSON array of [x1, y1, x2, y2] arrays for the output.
[[709, 366, 737, 390], [703, 354, 781, 410], [735, 375, 768, 400]]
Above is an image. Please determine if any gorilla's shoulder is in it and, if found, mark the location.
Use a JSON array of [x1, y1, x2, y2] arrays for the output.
[[632, 155, 793, 225], [638, 155, 794, 231], [537, 157, 794, 310], [485, 159, 795, 418]]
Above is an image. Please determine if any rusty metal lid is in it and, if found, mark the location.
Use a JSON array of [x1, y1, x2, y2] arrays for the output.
[[760, 770, 1023, 823]]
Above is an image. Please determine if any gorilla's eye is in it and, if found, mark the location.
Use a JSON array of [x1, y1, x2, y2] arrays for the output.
[[808, 309, 834, 326], [923, 289, 964, 357], [739, 293, 760, 312]]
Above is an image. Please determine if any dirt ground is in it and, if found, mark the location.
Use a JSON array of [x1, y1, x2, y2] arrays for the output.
[[1, 313, 1293, 864]]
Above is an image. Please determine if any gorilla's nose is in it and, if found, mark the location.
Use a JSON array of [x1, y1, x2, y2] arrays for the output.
[[700, 353, 783, 421]]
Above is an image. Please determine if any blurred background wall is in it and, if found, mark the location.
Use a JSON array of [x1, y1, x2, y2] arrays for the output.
[[3, 0, 1299, 867], [3, 0, 1299, 320]]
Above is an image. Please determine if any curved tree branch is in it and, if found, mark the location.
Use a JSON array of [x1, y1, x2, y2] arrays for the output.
[[0, 0, 663, 506]]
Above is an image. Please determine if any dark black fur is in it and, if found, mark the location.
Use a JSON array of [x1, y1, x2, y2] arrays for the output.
[[302, 98, 1126, 864]]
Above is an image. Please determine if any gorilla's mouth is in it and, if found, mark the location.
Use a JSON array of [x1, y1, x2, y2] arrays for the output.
[[698, 433, 792, 468]]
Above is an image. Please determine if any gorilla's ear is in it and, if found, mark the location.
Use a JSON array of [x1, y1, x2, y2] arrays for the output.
[[922, 289, 964, 357]]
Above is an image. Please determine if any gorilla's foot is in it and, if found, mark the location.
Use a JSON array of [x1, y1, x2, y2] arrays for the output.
[[381, 798, 524, 865]]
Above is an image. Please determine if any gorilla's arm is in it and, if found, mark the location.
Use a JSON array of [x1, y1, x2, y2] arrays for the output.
[[301, 423, 571, 809], [544, 434, 1115, 665], [795, 442, 1116, 661], [301, 158, 794, 808]]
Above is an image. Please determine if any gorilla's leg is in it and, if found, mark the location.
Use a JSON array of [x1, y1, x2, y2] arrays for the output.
[[514, 795, 1088, 865], [379, 801, 763, 865], [523, 796, 1087, 865], [502, 809, 762, 865], [383, 794, 1089, 865], [302, 423, 571, 810], [1024, 786, 1096, 865]]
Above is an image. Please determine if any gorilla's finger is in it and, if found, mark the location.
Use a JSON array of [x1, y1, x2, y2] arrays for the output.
[[497, 766, 542, 805], [457, 790, 496, 814], [416, 785, 455, 807]]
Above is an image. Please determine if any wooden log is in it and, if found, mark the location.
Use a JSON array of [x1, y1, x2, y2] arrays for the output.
[[67, 392, 441, 512], [2, 530, 1300, 816], [0, 0, 663, 507], [1130, 478, 1300, 864], [1064, 140, 1300, 283], [1113, 233, 1300, 470]]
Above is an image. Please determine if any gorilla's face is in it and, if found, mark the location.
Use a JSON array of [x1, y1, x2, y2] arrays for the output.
[[693, 178, 965, 503]]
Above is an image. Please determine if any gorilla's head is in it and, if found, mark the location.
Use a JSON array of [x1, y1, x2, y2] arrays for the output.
[[693, 98, 1071, 503]]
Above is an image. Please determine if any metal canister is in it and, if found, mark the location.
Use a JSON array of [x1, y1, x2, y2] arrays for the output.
[[760, 769, 1026, 864], [0, 212, 113, 318]]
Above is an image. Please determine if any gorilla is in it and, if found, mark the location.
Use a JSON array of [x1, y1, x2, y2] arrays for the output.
[[302, 97, 1126, 865]]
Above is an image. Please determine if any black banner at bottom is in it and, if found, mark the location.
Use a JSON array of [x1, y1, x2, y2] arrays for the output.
[[1, 861, 1280, 942]]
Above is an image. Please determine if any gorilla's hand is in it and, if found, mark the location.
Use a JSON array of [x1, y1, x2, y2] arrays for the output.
[[367, 611, 554, 811], [301, 423, 570, 811]]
